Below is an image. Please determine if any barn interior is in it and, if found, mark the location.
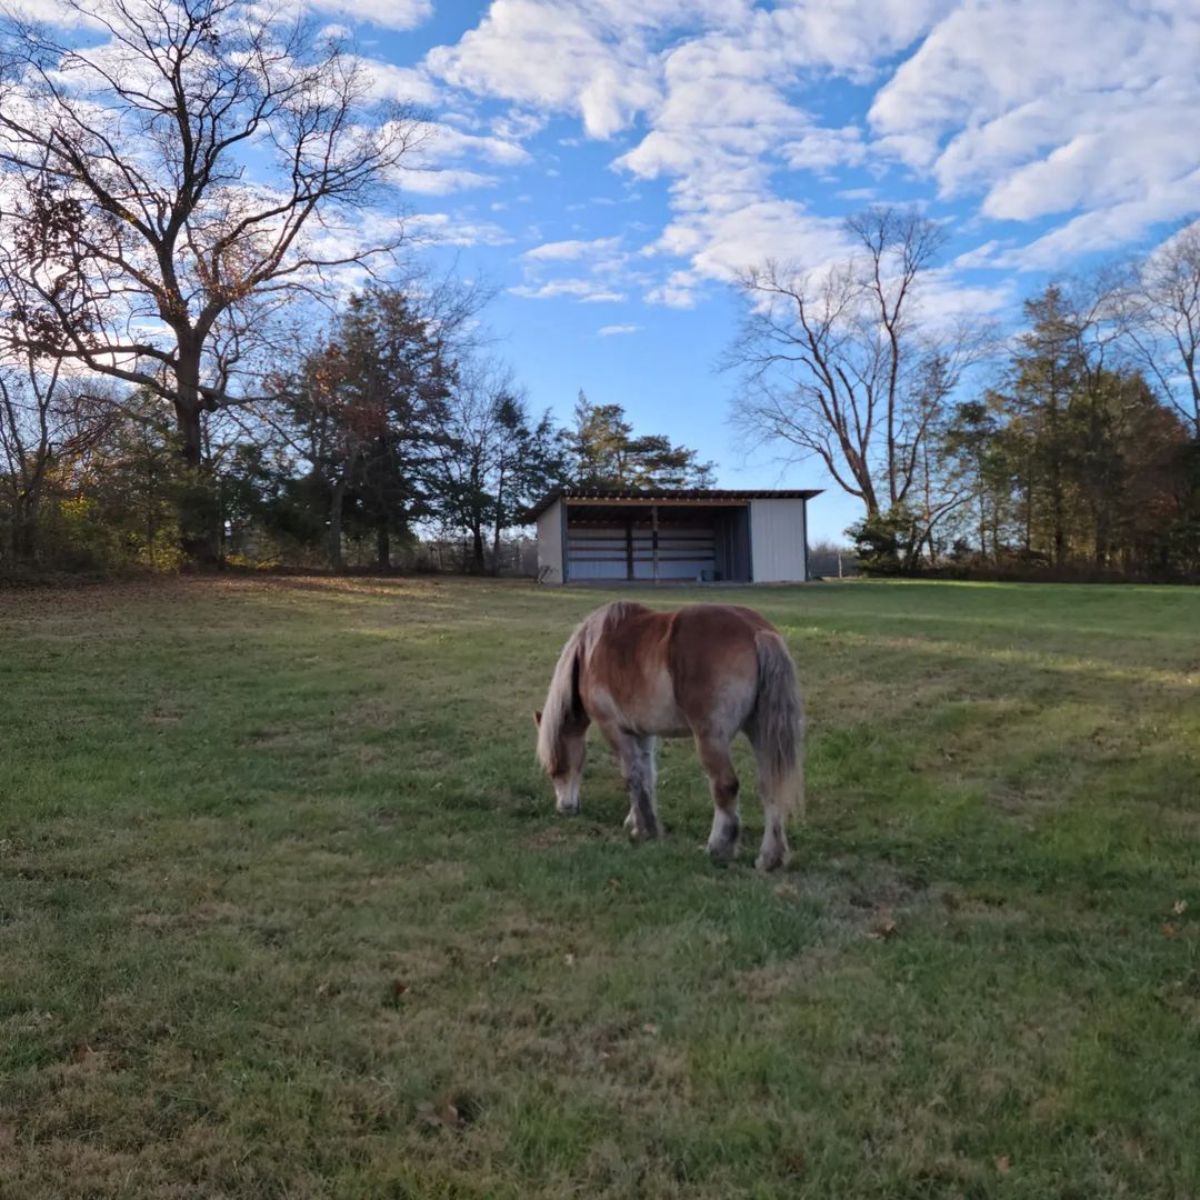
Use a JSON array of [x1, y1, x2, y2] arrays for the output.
[[563, 501, 752, 583]]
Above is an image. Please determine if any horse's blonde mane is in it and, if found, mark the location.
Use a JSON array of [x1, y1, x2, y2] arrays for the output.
[[537, 602, 636, 774]]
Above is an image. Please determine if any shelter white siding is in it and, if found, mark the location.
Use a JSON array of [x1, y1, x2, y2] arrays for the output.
[[749, 498, 808, 582], [536, 500, 565, 583]]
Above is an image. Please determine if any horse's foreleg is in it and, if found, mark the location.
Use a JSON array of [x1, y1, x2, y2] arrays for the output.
[[601, 724, 659, 840], [621, 734, 660, 840], [696, 735, 740, 864]]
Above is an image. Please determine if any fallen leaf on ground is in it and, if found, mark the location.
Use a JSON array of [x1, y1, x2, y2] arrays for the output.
[[869, 909, 898, 939], [418, 1102, 463, 1131]]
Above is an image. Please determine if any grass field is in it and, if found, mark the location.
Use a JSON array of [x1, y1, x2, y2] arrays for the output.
[[2, 576, 1199, 1199]]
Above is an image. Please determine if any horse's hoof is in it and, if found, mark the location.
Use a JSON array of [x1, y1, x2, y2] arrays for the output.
[[754, 849, 787, 872], [706, 839, 738, 865], [629, 822, 662, 843]]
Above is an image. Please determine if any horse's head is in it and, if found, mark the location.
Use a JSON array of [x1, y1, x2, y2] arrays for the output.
[[534, 708, 588, 815]]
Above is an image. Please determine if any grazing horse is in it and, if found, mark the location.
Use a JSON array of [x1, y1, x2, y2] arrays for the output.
[[535, 601, 804, 871]]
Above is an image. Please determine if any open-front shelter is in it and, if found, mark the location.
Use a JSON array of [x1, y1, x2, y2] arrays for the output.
[[525, 487, 821, 585]]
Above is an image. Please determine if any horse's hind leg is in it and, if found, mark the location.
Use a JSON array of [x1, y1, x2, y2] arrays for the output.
[[696, 734, 740, 864], [747, 718, 792, 872]]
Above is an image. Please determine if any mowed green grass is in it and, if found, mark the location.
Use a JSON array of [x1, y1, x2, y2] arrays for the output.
[[2, 577, 1199, 1199]]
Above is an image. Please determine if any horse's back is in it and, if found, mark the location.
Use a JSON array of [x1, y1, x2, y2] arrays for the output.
[[673, 602, 777, 638], [666, 606, 769, 723], [579, 602, 682, 734], [580, 601, 773, 737]]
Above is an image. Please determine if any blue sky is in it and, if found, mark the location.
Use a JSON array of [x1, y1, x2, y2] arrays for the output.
[[25, 0, 1199, 541]]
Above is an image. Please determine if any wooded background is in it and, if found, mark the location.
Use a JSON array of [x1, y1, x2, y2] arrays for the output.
[[1, 0, 1197, 581]]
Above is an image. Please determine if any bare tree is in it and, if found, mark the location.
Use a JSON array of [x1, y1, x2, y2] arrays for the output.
[[729, 207, 987, 521], [1118, 221, 1200, 437], [0, 0, 421, 556]]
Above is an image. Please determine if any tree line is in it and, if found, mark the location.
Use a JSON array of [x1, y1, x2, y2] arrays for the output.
[[732, 214, 1200, 580], [0, 319, 714, 573]]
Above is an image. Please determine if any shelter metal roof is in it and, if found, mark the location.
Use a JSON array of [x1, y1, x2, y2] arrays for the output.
[[523, 486, 822, 523]]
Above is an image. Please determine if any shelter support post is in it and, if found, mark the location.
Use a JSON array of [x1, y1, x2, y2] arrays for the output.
[[651, 505, 659, 582]]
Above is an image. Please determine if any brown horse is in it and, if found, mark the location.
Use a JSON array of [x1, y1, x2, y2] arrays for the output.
[[535, 601, 804, 870]]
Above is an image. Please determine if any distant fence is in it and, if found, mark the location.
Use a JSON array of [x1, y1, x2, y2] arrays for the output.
[[808, 543, 859, 579], [396, 537, 538, 577]]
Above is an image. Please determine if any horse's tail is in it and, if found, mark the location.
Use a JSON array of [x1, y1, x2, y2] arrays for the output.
[[753, 629, 805, 818], [537, 624, 585, 775]]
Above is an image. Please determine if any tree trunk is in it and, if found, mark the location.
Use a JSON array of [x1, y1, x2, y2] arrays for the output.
[[14, 494, 38, 565], [376, 524, 390, 570], [12, 445, 52, 566], [173, 373, 218, 566], [491, 468, 505, 575], [470, 525, 485, 574], [1094, 502, 1110, 570], [328, 476, 346, 571]]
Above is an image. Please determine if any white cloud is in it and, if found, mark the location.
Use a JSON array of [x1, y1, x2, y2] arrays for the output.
[[951, 239, 1006, 270], [425, 0, 664, 139], [781, 126, 867, 174], [637, 270, 697, 309], [997, 169, 1200, 269], [360, 61, 442, 107], [0, 0, 98, 24], [407, 213, 514, 247], [870, 0, 1200, 253], [513, 232, 637, 304], [510, 279, 626, 302], [396, 167, 499, 195], [914, 268, 1015, 327], [302, 0, 432, 32], [524, 236, 621, 261], [377, 117, 534, 197], [641, 200, 850, 306], [491, 110, 549, 141], [598, 324, 640, 336], [417, 123, 531, 166]]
